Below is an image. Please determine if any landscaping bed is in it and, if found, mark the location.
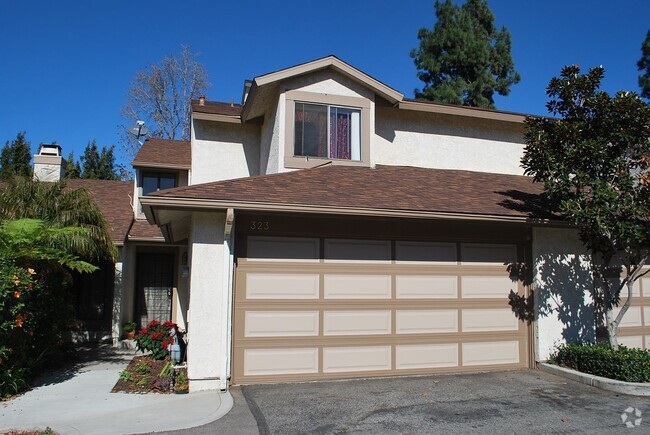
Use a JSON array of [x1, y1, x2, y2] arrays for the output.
[[112, 355, 188, 394], [112, 356, 175, 394], [549, 343, 650, 383]]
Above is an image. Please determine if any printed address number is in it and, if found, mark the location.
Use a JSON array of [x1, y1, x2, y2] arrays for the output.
[[250, 221, 270, 230]]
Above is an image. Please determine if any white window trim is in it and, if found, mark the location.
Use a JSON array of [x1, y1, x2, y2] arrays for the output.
[[284, 90, 371, 169]]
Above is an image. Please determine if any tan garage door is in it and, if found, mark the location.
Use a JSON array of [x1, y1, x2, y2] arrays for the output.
[[232, 236, 530, 384], [615, 270, 650, 349]]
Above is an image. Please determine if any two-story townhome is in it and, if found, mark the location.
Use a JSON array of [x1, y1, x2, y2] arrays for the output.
[[137, 56, 650, 392], [44, 56, 650, 393]]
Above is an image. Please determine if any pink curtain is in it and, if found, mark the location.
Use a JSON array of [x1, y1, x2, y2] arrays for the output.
[[330, 112, 350, 159]]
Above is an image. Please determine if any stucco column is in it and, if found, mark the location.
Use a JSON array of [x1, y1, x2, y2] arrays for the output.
[[111, 248, 124, 346], [533, 227, 594, 361], [187, 211, 230, 391]]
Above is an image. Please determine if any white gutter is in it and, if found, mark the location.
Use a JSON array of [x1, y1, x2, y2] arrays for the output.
[[220, 208, 235, 391]]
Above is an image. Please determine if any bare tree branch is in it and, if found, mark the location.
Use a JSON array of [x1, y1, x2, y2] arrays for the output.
[[121, 46, 210, 159]]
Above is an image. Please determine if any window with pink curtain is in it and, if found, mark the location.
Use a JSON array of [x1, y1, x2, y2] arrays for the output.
[[294, 102, 361, 161]]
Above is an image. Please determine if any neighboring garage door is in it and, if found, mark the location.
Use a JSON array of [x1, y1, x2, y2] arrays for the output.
[[232, 235, 530, 384], [615, 271, 650, 349]]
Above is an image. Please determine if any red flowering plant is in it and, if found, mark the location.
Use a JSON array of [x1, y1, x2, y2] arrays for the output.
[[135, 320, 178, 360]]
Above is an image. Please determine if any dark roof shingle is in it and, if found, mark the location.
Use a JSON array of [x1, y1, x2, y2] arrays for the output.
[[128, 219, 164, 240], [149, 165, 553, 220], [67, 179, 134, 243], [191, 100, 243, 116], [132, 138, 191, 168]]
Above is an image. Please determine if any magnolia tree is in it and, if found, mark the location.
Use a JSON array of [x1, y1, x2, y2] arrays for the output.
[[522, 65, 650, 349]]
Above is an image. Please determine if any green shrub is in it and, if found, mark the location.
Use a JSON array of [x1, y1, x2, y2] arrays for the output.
[[135, 320, 177, 360], [550, 342, 650, 383], [123, 321, 137, 333], [119, 370, 133, 382]]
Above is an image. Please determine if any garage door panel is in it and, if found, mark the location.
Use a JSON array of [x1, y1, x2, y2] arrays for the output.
[[245, 273, 320, 299], [247, 236, 320, 262], [618, 335, 644, 349], [324, 239, 391, 263], [461, 243, 517, 265], [461, 276, 515, 298], [243, 348, 319, 376], [396, 309, 458, 334], [324, 274, 391, 299], [395, 241, 457, 264], [323, 346, 391, 373], [462, 308, 519, 332], [396, 275, 458, 299], [462, 341, 520, 366], [614, 306, 642, 327], [244, 311, 319, 337], [323, 311, 392, 336], [396, 343, 459, 369]]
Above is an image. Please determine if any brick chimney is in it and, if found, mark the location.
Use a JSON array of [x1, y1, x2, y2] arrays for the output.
[[33, 144, 66, 181], [199, 95, 205, 106]]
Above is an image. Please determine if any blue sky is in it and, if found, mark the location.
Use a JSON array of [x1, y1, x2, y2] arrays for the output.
[[1, 0, 648, 167]]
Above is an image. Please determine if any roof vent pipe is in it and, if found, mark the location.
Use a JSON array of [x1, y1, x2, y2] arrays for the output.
[[242, 80, 253, 104]]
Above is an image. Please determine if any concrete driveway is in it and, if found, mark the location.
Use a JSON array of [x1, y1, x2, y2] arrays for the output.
[[162, 370, 650, 435]]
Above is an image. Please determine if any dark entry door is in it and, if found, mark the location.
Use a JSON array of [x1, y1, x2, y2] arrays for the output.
[[136, 253, 174, 327]]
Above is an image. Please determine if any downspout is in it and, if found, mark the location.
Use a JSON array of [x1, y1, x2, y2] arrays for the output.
[[220, 208, 235, 391]]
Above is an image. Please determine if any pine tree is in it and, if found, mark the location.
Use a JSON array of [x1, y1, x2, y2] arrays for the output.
[[64, 152, 82, 179], [79, 140, 119, 180], [0, 132, 32, 180], [411, 0, 520, 108], [97, 145, 118, 180], [0, 141, 12, 180], [81, 140, 100, 179], [638, 29, 650, 100]]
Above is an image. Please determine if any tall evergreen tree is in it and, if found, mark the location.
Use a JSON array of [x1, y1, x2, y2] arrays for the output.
[[64, 152, 82, 179], [97, 145, 119, 180], [79, 140, 118, 180], [81, 140, 100, 179], [0, 142, 12, 180], [411, 0, 520, 108], [638, 29, 650, 100], [0, 132, 32, 180]]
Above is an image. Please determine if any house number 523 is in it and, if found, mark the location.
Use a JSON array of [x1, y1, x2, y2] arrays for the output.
[[250, 221, 270, 231]]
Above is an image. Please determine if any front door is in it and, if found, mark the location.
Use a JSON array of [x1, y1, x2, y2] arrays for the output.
[[136, 252, 175, 327]]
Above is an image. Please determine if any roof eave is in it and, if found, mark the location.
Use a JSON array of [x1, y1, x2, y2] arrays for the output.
[[398, 100, 527, 124], [132, 162, 191, 170], [140, 195, 556, 225], [246, 56, 403, 110], [192, 111, 242, 124]]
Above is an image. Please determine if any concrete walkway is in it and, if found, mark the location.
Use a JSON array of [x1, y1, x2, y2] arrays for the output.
[[0, 346, 233, 435]]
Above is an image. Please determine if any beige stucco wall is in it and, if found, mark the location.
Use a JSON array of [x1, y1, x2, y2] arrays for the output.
[[187, 212, 230, 391], [191, 119, 260, 184], [533, 227, 595, 361], [374, 107, 526, 175], [260, 95, 281, 175]]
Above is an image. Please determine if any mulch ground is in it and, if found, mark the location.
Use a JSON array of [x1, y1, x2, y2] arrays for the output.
[[111, 356, 172, 394]]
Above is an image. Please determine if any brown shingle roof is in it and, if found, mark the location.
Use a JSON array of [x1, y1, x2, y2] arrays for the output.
[[128, 219, 164, 240], [67, 179, 134, 243], [149, 165, 553, 220], [191, 100, 243, 116], [132, 138, 191, 168]]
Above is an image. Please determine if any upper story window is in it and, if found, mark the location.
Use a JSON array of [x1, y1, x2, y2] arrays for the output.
[[294, 103, 361, 161], [284, 90, 371, 169], [142, 172, 177, 196]]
